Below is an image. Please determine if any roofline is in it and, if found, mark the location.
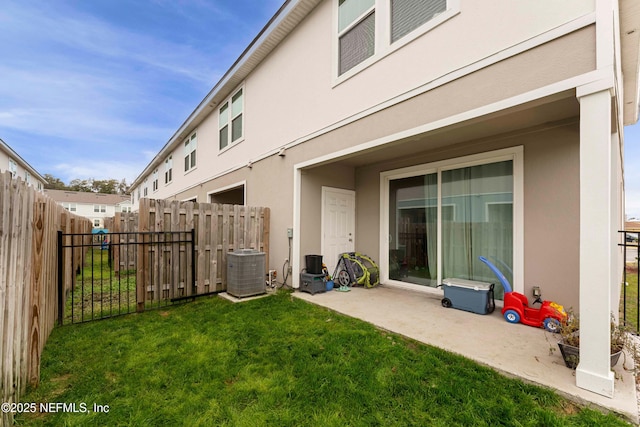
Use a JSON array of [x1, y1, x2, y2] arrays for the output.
[[131, 0, 319, 189], [0, 138, 48, 183]]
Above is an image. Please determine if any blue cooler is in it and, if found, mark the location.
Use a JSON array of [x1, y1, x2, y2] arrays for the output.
[[441, 278, 495, 315]]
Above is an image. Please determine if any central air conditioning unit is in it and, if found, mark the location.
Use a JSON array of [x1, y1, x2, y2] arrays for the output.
[[227, 249, 266, 298]]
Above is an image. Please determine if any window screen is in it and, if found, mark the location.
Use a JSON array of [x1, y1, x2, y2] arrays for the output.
[[391, 0, 446, 43]]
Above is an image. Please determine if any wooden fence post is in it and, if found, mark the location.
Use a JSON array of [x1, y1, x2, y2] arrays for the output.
[[28, 200, 45, 387], [136, 199, 150, 312]]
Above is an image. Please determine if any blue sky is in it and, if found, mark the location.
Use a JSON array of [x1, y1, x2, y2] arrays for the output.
[[2, 1, 640, 218], [0, 0, 282, 184]]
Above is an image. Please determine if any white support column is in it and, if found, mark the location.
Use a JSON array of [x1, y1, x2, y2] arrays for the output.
[[576, 86, 615, 398]]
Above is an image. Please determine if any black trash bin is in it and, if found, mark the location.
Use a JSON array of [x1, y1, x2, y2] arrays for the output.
[[305, 254, 323, 274]]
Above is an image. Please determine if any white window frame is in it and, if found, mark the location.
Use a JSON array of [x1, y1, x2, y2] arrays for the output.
[[152, 169, 159, 192], [63, 203, 77, 212], [379, 146, 524, 294], [184, 132, 197, 173], [8, 158, 17, 177], [164, 156, 173, 185], [333, 0, 460, 84], [218, 86, 245, 153]]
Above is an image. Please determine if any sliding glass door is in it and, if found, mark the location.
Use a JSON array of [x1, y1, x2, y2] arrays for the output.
[[388, 173, 438, 286], [387, 158, 514, 297]]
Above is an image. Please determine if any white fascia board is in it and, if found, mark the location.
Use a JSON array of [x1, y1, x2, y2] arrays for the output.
[[0, 138, 47, 182]]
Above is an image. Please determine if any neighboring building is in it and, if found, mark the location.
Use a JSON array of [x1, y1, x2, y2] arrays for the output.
[[0, 138, 46, 191], [130, 0, 640, 397], [116, 199, 133, 214], [45, 189, 131, 229]]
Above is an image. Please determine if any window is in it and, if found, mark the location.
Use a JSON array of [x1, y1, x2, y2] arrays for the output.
[[164, 156, 173, 184], [25, 171, 31, 184], [338, 0, 375, 75], [390, 0, 446, 43], [219, 88, 244, 150], [94, 219, 101, 227], [184, 132, 197, 172], [94, 205, 106, 213], [335, 0, 457, 79], [152, 169, 158, 192], [383, 148, 522, 298], [62, 203, 77, 212], [143, 178, 148, 197], [8, 158, 17, 177]]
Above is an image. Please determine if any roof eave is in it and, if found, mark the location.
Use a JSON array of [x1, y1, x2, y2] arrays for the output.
[[0, 138, 48, 183]]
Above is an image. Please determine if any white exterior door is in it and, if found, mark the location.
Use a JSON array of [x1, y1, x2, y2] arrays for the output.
[[322, 187, 355, 271]]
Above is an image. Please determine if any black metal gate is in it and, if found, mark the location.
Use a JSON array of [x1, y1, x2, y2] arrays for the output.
[[57, 230, 199, 325], [619, 230, 640, 334]]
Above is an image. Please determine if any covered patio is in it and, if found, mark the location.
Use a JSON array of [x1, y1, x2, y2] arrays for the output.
[[292, 285, 638, 423]]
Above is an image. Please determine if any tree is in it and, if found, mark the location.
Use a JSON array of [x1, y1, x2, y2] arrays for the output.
[[42, 175, 130, 194], [43, 174, 67, 190], [68, 179, 93, 192]]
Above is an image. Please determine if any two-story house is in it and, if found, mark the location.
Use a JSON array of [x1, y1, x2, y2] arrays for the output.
[[130, 0, 640, 398], [0, 138, 46, 191], [45, 189, 131, 229]]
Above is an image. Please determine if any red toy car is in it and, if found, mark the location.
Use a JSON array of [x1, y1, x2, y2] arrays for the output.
[[479, 257, 566, 332]]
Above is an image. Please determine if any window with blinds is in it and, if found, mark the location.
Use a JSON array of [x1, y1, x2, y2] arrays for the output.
[[338, 0, 375, 75], [391, 0, 446, 43]]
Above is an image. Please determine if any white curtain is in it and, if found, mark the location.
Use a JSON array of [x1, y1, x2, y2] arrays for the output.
[[442, 161, 513, 297]]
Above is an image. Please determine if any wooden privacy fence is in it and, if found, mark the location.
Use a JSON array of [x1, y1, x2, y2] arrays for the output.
[[0, 172, 91, 426], [106, 198, 270, 308]]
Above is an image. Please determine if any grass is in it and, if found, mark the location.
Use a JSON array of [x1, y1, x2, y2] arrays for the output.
[[64, 248, 137, 324], [621, 263, 639, 333], [17, 292, 629, 426]]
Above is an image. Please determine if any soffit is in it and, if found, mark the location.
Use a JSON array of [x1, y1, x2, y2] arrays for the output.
[[620, 0, 640, 125]]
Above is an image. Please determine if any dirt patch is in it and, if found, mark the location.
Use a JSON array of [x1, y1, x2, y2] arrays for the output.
[[49, 373, 73, 398], [557, 400, 580, 416]]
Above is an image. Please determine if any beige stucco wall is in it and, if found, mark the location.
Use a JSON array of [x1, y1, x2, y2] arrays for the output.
[[134, 0, 597, 205], [161, 23, 598, 308], [354, 122, 581, 308]]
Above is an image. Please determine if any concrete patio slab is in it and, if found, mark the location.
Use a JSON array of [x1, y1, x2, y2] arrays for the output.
[[292, 285, 638, 423]]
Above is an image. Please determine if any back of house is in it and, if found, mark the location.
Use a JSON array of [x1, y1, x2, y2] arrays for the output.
[[130, 0, 640, 398]]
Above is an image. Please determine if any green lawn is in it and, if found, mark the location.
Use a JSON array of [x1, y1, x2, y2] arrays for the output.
[[16, 292, 629, 426], [621, 264, 639, 333], [64, 248, 137, 324]]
